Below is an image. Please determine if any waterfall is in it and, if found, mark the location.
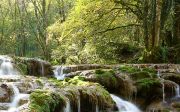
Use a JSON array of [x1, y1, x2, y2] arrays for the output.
[[162, 80, 166, 103], [175, 84, 180, 97], [40, 61, 44, 76], [157, 70, 160, 78], [177, 67, 180, 73], [8, 84, 29, 112], [95, 105, 99, 112], [0, 56, 20, 76], [64, 99, 71, 112], [53, 66, 66, 80], [157, 70, 166, 103], [77, 95, 80, 112], [110, 94, 141, 112]]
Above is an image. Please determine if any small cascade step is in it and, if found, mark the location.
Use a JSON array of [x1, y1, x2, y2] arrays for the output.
[[110, 94, 141, 112], [0, 103, 11, 110], [64, 99, 71, 112]]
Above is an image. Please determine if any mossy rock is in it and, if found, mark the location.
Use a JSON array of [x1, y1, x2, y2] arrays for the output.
[[78, 84, 115, 112], [162, 73, 180, 85], [130, 71, 152, 80], [172, 102, 180, 108], [95, 69, 118, 91], [118, 65, 140, 73], [136, 78, 161, 90], [49, 76, 115, 112], [29, 89, 66, 112], [136, 78, 162, 103]]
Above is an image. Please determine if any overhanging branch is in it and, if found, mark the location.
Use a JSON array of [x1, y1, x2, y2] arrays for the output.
[[97, 24, 142, 34]]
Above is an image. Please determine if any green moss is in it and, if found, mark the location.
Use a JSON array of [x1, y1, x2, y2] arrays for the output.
[[79, 83, 115, 110], [29, 89, 65, 112], [35, 79, 43, 87], [118, 65, 140, 73], [95, 69, 105, 74], [95, 69, 118, 89], [130, 71, 151, 80], [16, 63, 28, 75], [141, 68, 157, 78], [67, 76, 88, 86], [142, 68, 156, 74], [136, 78, 161, 89], [49, 78, 64, 87]]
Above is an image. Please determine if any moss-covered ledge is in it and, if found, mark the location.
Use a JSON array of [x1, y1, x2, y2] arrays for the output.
[[29, 90, 66, 112]]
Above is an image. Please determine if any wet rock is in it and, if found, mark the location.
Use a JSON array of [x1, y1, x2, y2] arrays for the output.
[[14, 57, 53, 77], [162, 73, 180, 85], [19, 97, 29, 106], [0, 103, 10, 110], [146, 100, 172, 112], [0, 84, 11, 102], [55, 64, 113, 74]]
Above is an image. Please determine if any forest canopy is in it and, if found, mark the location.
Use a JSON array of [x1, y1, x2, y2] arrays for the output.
[[0, 0, 180, 64]]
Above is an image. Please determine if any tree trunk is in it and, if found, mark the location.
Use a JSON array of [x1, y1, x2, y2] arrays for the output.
[[154, 0, 162, 47], [173, 0, 180, 45]]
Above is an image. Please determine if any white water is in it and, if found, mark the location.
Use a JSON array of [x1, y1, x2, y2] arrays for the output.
[[0, 56, 20, 76], [157, 70, 160, 78], [157, 70, 166, 103], [110, 94, 141, 112], [53, 66, 66, 80], [77, 95, 80, 112], [40, 61, 44, 76], [8, 84, 29, 112], [175, 84, 180, 97], [0, 56, 29, 112], [162, 80, 166, 103], [64, 99, 71, 112], [95, 105, 99, 112]]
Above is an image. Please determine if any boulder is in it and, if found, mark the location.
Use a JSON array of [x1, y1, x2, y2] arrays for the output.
[[14, 57, 53, 77], [0, 84, 12, 102]]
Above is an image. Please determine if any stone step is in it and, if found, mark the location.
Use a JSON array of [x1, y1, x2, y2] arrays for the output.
[[0, 103, 10, 110]]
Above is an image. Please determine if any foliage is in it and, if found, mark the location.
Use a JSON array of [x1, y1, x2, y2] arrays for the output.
[[0, 0, 179, 63], [118, 65, 140, 73], [29, 89, 66, 112], [95, 69, 118, 89], [136, 78, 161, 90]]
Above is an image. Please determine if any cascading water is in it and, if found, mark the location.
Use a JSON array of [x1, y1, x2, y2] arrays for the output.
[[157, 70, 166, 103], [95, 105, 99, 112], [64, 99, 71, 112], [157, 70, 160, 78], [53, 66, 66, 80], [0, 56, 20, 76], [0, 55, 29, 112], [162, 79, 166, 103], [110, 94, 141, 112], [175, 84, 180, 98], [8, 84, 29, 112], [40, 61, 44, 76], [77, 95, 81, 112]]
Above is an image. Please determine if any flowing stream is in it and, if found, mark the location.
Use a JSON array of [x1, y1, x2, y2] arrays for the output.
[[53, 66, 66, 80], [77, 95, 81, 112], [0, 56, 20, 75], [110, 94, 141, 112], [0, 55, 29, 112], [8, 84, 29, 112], [175, 84, 180, 97], [64, 99, 71, 112]]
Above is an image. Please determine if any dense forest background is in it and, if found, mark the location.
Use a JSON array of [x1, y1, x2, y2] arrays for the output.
[[0, 0, 179, 64]]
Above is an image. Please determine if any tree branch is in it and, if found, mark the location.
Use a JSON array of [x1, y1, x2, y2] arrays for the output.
[[97, 24, 141, 34]]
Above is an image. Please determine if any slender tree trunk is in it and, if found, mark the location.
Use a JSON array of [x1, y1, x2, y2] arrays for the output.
[[173, 0, 180, 45], [154, 0, 162, 47], [143, 0, 150, 50]]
